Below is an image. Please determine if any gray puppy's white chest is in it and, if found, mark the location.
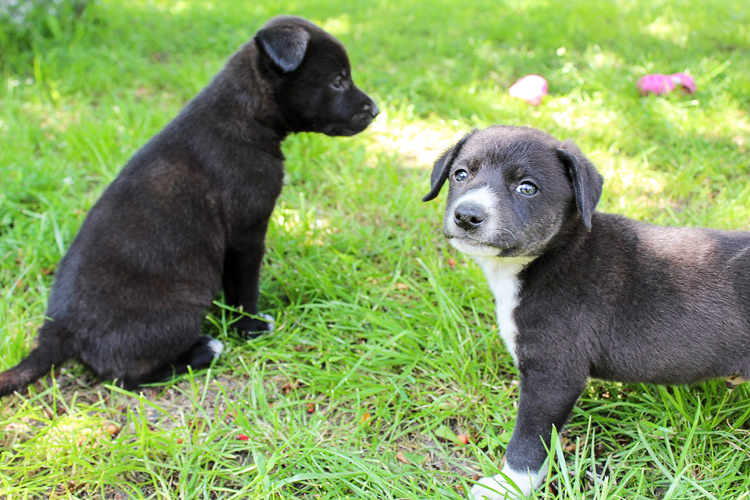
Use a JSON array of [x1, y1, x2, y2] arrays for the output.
[[473, 256, 534, 366]]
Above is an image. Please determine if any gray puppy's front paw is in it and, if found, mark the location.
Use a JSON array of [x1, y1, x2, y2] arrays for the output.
[[470, 464, 542, 500]]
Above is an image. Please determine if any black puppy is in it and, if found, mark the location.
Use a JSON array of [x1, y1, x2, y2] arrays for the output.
[[424, 125, 750, 498], [0, 16, 378, 396]]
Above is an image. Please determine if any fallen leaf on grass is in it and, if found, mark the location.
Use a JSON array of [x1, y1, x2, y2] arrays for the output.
[[395, 451, 427, 465], [359, 412, 371, 424], [434, 424, 457, 442], [435, 425, 471, 446], [562, 437, 577, 453], [281, 381, 302, 394]]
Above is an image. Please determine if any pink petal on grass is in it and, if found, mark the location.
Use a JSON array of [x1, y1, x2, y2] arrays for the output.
[[509, 75, 548, 106], [637, 73, 696, 95], [671, 73, 696, 94], [637, 74, 675, 95]]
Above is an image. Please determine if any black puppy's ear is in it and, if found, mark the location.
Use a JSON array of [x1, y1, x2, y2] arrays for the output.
[[422, 130, 477, 202], [556, 141, 603, 231], [256, 25, 310, 73]]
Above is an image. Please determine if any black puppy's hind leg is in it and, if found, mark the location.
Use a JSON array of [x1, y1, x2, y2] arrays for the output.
[[120, 335, 224, 390], [223, 229, 275, 338], [471, 369, 586, 499]]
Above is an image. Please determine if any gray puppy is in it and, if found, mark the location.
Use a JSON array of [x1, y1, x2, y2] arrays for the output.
[[423, 125, 749, 498], [0, 16, 378, 396]]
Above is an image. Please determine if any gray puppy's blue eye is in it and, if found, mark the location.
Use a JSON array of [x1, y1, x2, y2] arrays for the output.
[[516, 182, 538, 196], [454, 169, 469, 181]]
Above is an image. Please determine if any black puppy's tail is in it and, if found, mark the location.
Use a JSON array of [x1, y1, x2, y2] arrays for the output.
[[0, 324, 71, 397]]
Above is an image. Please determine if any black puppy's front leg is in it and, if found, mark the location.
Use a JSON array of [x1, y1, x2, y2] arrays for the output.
[[472, 369, 586, 499], [223, 227, 274, 338]]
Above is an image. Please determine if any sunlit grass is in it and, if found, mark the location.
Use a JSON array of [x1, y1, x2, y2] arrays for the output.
[[2, 0, 749, 498]]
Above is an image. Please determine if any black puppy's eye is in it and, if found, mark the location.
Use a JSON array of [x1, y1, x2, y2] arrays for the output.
[[331, 76, 346, 91], [516, 182, 538, 197], [454, 169, 469, 182]]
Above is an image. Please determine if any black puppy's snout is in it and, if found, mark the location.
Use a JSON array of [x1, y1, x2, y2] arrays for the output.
[[454, 203, 486, 230], [362, 100, 379, 117]]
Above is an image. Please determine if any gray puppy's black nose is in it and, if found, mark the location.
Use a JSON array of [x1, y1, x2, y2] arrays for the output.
[[454, 203, 486, 230]]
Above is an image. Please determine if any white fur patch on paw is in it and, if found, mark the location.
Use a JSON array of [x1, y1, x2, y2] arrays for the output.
[[470, 475, 520, 500], [260, 313, 275, 332], [206, 339, 224, 360], [471, 464, 542, 499]]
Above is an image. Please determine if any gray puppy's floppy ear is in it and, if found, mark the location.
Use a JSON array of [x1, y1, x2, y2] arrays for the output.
[[556, 140, 604, 231], [256, 24, 310, 73], [422, 130, 477, 202]]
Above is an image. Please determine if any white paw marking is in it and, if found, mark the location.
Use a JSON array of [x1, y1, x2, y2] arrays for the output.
[[206, 339, 224, 359], [473, 256, 533, 365], [470, 464, 545, 499], [260, 313, 275, 332]]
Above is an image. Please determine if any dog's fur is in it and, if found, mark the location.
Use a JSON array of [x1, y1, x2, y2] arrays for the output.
[[424, 125, 750, 499], [0, 16, 378, 396]]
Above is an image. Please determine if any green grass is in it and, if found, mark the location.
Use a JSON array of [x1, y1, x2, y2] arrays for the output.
[[2, 0, 750, 498]]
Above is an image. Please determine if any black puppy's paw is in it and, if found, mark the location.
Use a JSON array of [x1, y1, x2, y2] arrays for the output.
[[186, 335, 225, 366], [235, 314, 275, 338]]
